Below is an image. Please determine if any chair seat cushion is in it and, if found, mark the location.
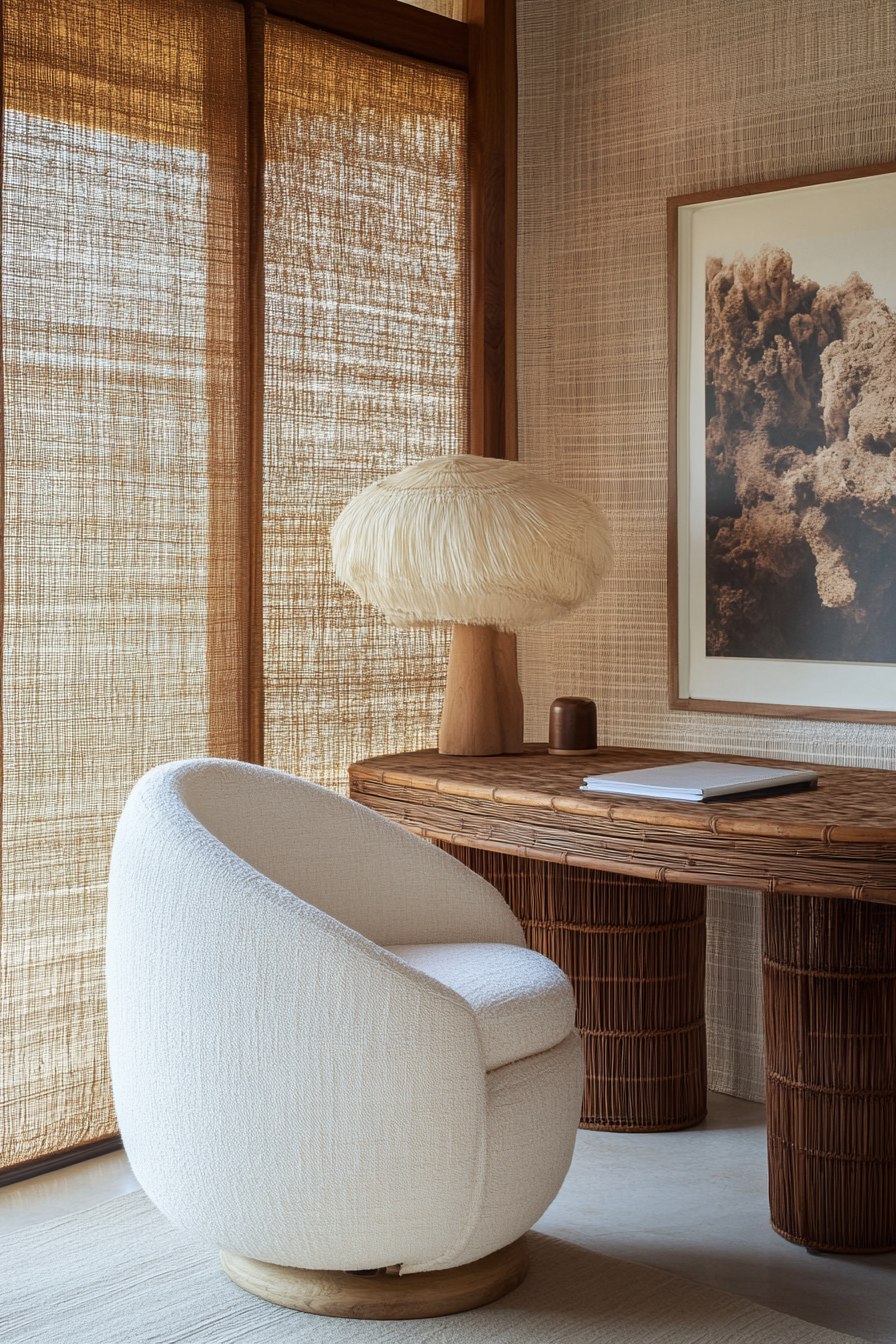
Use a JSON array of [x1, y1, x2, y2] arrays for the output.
[[384, 942, 576, 1071]]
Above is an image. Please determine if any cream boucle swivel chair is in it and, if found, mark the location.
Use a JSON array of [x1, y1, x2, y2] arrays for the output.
[[106, 759, 583, 1319]]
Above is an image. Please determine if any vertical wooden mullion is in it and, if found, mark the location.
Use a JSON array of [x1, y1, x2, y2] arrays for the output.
[[204, 10, 249, 761], [245, 1, 266, 763], [501, 0, 516, 462], [466, 0, 484, 456], [466, 0, 518, 694], [0, 2, 5, 829], [466, 0, 516, 461]]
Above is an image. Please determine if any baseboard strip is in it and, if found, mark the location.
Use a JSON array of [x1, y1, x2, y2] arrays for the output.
[[0, 1135, 124, 1188]]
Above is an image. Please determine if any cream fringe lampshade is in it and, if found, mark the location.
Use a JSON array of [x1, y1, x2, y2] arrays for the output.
[[331, 456, 613, 756]]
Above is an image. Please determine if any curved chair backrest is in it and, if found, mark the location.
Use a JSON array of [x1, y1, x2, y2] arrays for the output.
[[106, 759, 524, 1274], [171, 758, 524, 946]]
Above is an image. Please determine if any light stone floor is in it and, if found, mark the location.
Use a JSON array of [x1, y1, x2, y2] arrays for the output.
[[536, 1092, 896, 1344], [3, 1092, 894, 1342]]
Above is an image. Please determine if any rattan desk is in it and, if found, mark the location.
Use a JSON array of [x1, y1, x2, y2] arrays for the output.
[[348, 744, 896, 1254]]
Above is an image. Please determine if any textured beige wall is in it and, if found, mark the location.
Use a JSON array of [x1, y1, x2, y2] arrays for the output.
[[515, 0, 896, 769]]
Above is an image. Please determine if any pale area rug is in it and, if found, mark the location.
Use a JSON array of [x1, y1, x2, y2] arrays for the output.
[[1, 1191, 867, 1343]]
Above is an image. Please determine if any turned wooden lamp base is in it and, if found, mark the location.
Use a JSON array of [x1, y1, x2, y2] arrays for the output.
[[220, 1236, 529, 1319], [439, 624, 524, 756]]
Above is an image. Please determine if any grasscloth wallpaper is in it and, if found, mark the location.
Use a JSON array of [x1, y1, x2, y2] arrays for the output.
[[515, 0, 896, 1099]]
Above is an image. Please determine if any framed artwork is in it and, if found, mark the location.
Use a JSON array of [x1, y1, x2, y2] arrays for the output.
[[668, 162, 896, 723]]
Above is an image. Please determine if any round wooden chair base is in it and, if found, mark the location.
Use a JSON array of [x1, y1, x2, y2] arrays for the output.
[[220, 1235, 529, 1319]]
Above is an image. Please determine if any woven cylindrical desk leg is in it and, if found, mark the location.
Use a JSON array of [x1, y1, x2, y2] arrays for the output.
[[764, 893, 896, 1253], [437, 844, 707, 1133]]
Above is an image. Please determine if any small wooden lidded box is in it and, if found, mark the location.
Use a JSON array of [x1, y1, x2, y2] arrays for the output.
[[548, 697, 597, 754]]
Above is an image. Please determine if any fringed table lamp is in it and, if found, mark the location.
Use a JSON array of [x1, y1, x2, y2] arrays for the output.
[[331, 456, 613, 756]]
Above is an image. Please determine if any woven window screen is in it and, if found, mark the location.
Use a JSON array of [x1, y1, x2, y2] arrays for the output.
[[262, 20, 467, 791], [399, 0, 467, 18], [0, 0, 247, 1168]]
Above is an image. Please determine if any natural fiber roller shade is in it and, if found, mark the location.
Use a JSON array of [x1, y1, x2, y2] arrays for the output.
[[2, 2, 469, 1170], [398, 0, 467, 17], [262, 20, 467, 790], [0, 0, 248, 1169]]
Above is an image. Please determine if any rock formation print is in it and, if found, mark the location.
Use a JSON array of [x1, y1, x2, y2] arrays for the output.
[[705, 246, 896, 663]]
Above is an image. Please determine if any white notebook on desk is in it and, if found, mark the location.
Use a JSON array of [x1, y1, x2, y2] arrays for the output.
[[580, 761, 818, 803]]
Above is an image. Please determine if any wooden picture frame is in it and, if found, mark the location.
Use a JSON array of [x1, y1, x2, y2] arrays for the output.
[[668, 162, 896, 724]]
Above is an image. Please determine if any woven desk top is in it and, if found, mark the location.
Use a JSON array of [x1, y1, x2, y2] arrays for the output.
[[348, 746, 896, 904]]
